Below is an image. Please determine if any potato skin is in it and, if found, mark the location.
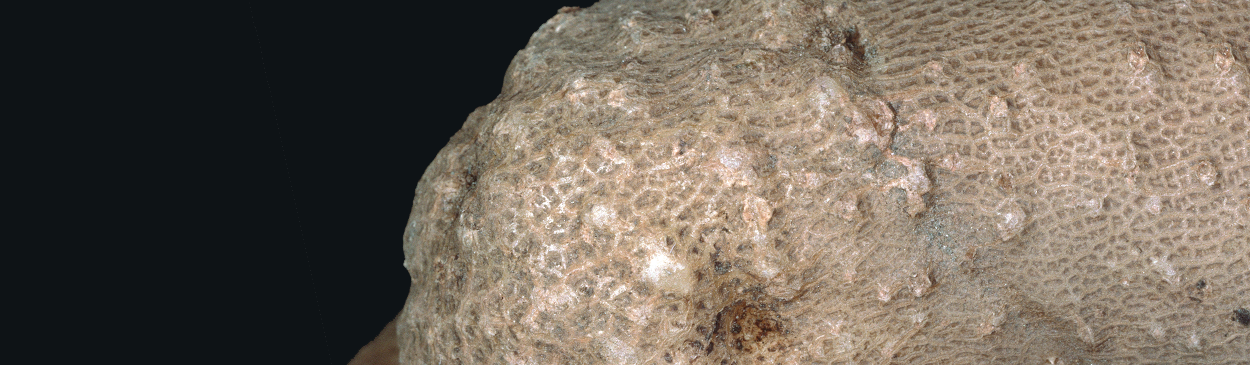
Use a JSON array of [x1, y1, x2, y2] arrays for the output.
[[401, 1, 1250, 363]]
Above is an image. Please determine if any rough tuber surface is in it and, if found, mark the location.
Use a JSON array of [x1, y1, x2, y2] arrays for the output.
[[401, 0, 1249, 363]]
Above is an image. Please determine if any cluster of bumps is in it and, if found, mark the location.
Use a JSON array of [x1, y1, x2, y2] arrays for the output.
[[400, 0, 1249, 363]]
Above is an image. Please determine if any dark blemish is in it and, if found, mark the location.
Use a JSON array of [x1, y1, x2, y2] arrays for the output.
[[464, 168, 479, 191], [1235, 308, 1249, 326], [712, 247, 730, 274], [1086, 336, 1111, 354], [707, 306, 727, 355], [1188, 279, 1207, 302], [664, 352, 673, 363], [843, 27, 867, 63]]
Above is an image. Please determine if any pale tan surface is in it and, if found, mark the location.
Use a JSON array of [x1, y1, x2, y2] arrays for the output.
[[401, 0, 1249, 363], [348, 316, 399, 365]]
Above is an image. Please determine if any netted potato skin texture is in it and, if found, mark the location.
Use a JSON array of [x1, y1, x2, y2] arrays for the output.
[[400, 1, 1250, 363]]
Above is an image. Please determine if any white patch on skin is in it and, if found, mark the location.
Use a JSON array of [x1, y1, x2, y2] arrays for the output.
[[877, 282, 893, 302], [832, 193, 859, 221], [719, 149, 742, 170], [643, 250, 677, 281], [908, 273, 933, 297], [1150, 322, 1165, 341], [1150, 256, 1180, 285], [881, 155, 931, 216], [1147, 196, 1162, 215], [644, 246, 692, 295], [707, 147, 756, 186], [1077, 198, 1100, 212], [610, 285, 628, 298], [598, 336, 637, 363], [919, 109, 936, 131], [994, 198, 1026, 241], [936, 152, 962, 172], [1077, 323, 1094, 344], [591, 205, 615, 227], [742, 194, 772, 240], [753, 259, 781, 281], [523, 285, 578, 331]]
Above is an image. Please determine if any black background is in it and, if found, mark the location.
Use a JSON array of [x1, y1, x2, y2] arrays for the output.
[[59, 1, 598, 363], [242, 1, 598, 363]]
